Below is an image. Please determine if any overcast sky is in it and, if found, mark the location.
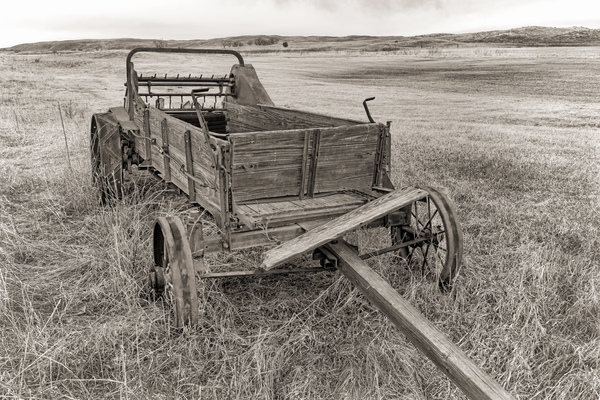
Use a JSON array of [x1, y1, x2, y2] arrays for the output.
[[1, 0, 599, 48]]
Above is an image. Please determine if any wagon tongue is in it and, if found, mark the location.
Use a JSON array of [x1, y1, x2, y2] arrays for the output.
[[260, 187, 428, 270]]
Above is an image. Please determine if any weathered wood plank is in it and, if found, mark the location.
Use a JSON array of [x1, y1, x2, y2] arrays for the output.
[[148, 109, 217, 189], [314, 124, 379, 193], [306, 129, 320, 197], [236, 192, 368, 229], [203, 224, 309, 254], [230, 129, 307, 202], [261, 188, 427, 270], [257, 204, 365, 227], [241, 193, 366, 217], [299, 131, 310, 199], [133, 105, 222, 216], [160, 119, 172, 182], [143, 109, 151, 162], [230, 123, 381, 203], [184, 130, 196, 202], [225, 102, 364, 133], [326, 240, 515, 400]]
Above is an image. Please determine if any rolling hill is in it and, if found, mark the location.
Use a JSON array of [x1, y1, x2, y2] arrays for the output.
[[3, 26, 600, 53]]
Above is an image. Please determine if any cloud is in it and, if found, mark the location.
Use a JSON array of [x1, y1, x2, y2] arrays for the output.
[[1, 0, 599, 48], [272, 0, 443, 12]]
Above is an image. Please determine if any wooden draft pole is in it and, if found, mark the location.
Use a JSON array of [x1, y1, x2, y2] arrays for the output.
[[261, 188, 428, 270], [324, 240, 515, 400]]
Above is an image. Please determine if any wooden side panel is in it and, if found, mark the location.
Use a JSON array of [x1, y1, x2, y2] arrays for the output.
[[138, 109, 216, 189], [314, 124, 380, 194], [261, 188, 428, 270], [132, 103, 221, 213], [230, 129, 307, 202], [229, 122, 381, 203], [226, 102, 364, 133]]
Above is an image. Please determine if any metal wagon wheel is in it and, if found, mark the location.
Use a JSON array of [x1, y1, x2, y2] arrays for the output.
[[149, 216, 199, 328], [90, 115, 123, 205], [392, 187, 463, 290]]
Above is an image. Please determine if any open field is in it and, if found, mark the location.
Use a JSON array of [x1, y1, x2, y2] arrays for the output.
[[0, 47, 599, 399]]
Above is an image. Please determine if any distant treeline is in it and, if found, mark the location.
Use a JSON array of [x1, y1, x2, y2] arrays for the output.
[[222, 37, 280, 48]]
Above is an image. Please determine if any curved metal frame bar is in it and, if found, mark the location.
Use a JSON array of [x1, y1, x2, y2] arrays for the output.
[[126, 48, 244, 77], [125, 48, 245, 117]]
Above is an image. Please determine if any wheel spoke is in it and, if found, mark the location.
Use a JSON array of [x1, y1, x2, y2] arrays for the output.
[[422, 209, 439, 232], [411, 211, 424, 229], [432, 242, 447, 252], [390, 188, 463, 290]]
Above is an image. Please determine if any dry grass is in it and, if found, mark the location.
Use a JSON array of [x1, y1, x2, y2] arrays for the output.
[[0, 48, 599, 399]]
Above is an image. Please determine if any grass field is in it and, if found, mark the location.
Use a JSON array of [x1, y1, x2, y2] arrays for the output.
[[0, 47, 598, 399]]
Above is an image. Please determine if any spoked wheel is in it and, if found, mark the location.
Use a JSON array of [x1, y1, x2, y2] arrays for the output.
[[392, 187, 463, 290], [150, 216, 199, 328], [90, 114, 123, 205]]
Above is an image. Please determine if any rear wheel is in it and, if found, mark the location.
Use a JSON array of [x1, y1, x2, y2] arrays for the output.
[[392, 187, 463, 290], [90, 114, 123, 204]]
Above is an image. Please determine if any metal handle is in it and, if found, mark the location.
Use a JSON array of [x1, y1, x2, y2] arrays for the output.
[[126, 48, 245, 67], [363, 97, 376, 123]]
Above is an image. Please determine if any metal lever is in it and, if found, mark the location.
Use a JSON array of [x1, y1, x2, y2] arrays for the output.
[[363, 97, 376, 123]]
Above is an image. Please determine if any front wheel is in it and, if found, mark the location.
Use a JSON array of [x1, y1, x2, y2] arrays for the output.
[[391, 187, 463, 290], [149, 216, 199, 328]]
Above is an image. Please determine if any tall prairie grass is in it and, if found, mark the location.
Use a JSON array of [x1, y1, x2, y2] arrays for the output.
[[0, 48, 598, 399]]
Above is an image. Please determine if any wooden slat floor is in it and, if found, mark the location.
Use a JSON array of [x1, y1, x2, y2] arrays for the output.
[[236, 192, 372, 228]]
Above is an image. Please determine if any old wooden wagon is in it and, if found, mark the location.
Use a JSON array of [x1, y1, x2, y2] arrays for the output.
[[91, 48, 514, 400]]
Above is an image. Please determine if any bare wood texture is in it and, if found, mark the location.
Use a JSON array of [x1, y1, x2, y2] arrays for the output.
[[229, 124, 380, 203], [261, 188, 427, 270], [161, 118, 171, 182], [306, 129, 320, 197], [313, 124, 379, 194], [225, 102, 365, 133], [203, 224, 309, 254], [230, 128, 307, 202], [299, 132, 310, 199], [184, 130, 196, 203], [325, 240, 515, 400], [141, 109, 217, 190], [132, 104, 221, 215], [236, 192, 370, 229], [92, 113, 122, 187], [143, 109, 152, 162], [218, 144, 232, 244]]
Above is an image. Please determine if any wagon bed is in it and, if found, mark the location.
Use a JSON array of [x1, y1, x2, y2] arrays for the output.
[[90, 48, 515, 400]]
